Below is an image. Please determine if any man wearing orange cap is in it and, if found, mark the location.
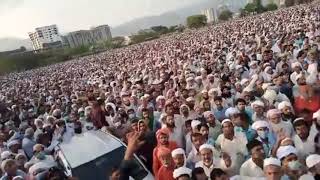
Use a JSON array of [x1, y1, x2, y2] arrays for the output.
[[153, 128, 178, 176], [156, 147, 175, 180]]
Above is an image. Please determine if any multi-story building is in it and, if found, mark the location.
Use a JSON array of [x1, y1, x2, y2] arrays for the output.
[[64, 25, 112, 48], [201, 8, 216, 23], [28, 25, 63, 50]]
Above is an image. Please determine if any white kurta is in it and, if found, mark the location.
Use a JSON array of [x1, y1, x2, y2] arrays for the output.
[[240, 158, 265, 180], [215, 132, 248, 157], [293, 133, 316, 159]]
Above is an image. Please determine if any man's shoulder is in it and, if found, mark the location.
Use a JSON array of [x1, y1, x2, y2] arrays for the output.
[[195, 161, 203, 167], [240, 158, 252, 169]]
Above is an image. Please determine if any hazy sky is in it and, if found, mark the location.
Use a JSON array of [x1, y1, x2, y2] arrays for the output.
[[0, 0, 203, 38]]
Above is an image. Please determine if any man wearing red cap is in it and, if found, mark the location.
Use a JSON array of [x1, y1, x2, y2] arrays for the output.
[[153, 128, 178, 176]]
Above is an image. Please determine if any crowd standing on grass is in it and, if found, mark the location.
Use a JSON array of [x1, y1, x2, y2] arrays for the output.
[[1, 1, 320, 180]]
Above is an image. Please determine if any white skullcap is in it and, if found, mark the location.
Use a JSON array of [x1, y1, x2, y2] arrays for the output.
[[78, 107, 84, 113], [225, 107, 240, 118], [235, 65, 243, 70], [195, 76, 202, 81], [43, 123, 51, 128], [251, 100, 265, 109], [277, 101, 292, 110], [295, 73, 304, 82], [156, 96, 166, 102], [221, 119, 232, 125], [186, 77, 194, 82], [203, 111, 213, 119], [34, 118, 43, 125], [264, 66, 272, 73], [313, 109, 320, 120], [263, 90, 277, 103], [191, 120, 201, 129], [293, 117, 305, 124], [249, 61, 258, 67], [208, 88, 221, 96], [52, 109, 61, 117], [264, 157, 281, 167], [7, 140, 20, 148], [240, 78, 249, 86], [276, 145, 298, 160], [199, 144, 214, 152], [291, 62, 301, 69], [267, 109, 281, 119], [186, 97, 195, 102], [201, 89, 208, 94], [1, 151, 12, 160], [200, 68, 207, 73], [173, 167, 192, 179], [171, 148, 185, 157], [12, 176, 24, 180], [306, 154, 320, 168], [252, 121, 270, 130]]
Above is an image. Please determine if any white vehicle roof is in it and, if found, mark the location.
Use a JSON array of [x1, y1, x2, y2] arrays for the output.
[[58, 130, 123, 168]]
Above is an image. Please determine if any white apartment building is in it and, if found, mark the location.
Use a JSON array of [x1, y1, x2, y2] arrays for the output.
[[28, 25, 63, 50], [65, 25, 112, 48], [201, 8, 216, 23]]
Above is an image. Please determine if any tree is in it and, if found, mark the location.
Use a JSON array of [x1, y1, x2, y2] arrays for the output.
[[285, 0, 295, 7], [239, 8, 247, 17], [130, 30, 159, 44], [150, 26, 169, 34], [20, 46, 27, 51], [244, 3, 257, 13], [112, 36, 125, 47], [244, 0, 265, 14], [186, 15, 207, 28], [218, 9, 233, 21], [265, 3, 278, 11], [254, 0, 266, 13]]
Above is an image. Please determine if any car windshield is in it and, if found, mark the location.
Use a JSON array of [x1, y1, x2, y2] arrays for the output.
[[69, 145, 148, 180]]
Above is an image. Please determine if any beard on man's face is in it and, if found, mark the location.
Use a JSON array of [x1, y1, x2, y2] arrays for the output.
[[166, 123, 175, 128]]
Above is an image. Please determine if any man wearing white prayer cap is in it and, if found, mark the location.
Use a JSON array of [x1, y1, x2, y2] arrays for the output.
[[277, 101, 295, 122], [306, 154, 320, 178], [252, 120, 275, 156], [195, 144, 232, 178], [292, 118, 316, 160], [172, 148, 187, 169], [216, 119, 247, 175], [290, 62, 302, 85], [263, 157, 284, 180], [267, 109, 294, 138], [251, 100, 267, 122], [191, 120, 201, 132], [173, 167, 192, 180], [276, 145, 302, 179], [225, 107, 240, 119], [203, 111, 221, 140]]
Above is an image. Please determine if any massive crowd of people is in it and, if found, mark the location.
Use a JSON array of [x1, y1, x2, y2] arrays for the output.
[[1, 1, 320, 180]]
